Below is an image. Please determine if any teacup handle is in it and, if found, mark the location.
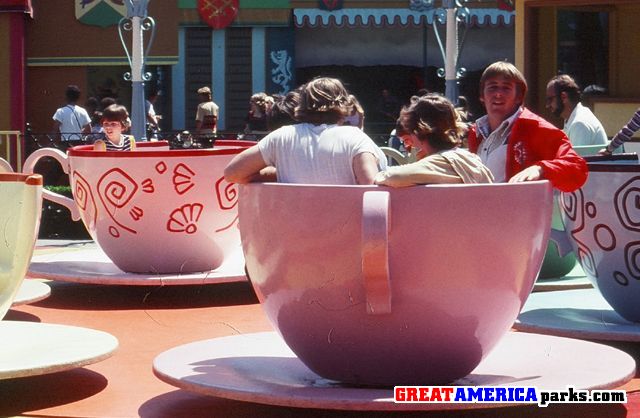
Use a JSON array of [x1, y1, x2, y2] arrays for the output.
[[362, 190, 392, 315], [23, 148, 81, 221], [0, 157, 12, 172]]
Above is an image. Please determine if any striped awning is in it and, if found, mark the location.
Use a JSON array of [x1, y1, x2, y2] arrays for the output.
[[294, 8, 514, 29]]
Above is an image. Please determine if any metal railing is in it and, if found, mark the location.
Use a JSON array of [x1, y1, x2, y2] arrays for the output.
[[0, 131, 23, 171]]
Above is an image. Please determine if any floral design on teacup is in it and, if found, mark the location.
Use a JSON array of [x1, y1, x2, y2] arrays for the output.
[[173, 163, 196, 195], [167, 203, 203, 234]]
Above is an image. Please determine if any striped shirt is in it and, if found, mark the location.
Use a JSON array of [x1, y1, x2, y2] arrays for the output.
[[608, 108, 640, 152], [105, 135, 133, 151]]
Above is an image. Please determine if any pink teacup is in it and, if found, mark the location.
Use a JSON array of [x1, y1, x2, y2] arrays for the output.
[[239, 181, 553, 385], [24, 140, 254, 274]]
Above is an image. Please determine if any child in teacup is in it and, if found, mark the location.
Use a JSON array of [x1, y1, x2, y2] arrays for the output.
[[93, 104, 136, 151], [375, 94, 494, 187]]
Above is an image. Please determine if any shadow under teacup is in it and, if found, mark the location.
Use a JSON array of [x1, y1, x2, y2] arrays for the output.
[[560, 153, 640, 322], [23, 140, 255, 274], [0, 171, 43, 320], [239, 181, 553, 386]]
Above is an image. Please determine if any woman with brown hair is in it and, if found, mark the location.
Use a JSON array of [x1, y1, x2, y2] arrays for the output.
[[375, 94, 493, 187]]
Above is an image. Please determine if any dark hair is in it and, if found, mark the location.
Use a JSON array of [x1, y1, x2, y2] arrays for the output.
[[480, 61, 528, 103], [295, 77, 350, 125], [268, 90, 301, 131], [65, 85, 81, 102], [102, 104, 130, 128], [398, 93, 464, 151], [100, 97, 117, 110], [548, 74, 581, 104]]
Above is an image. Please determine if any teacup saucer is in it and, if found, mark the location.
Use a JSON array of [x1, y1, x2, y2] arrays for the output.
[[11, 280, 51, 306], [152, 331, 634, 411], [0, 321, 118, 379], [515, 288, 640, 341], [28, 241, 246, 286], [533, 263, 592, 292]]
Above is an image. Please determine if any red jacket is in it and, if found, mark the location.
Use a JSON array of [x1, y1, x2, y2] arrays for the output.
[[468, 108, 587, 192]]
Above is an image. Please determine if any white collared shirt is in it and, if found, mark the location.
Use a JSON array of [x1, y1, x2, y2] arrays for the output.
[[475, 108, 523, 182]]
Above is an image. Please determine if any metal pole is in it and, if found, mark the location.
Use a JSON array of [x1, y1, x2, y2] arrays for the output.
[[443, 0, 458, 104], [123, 0, 151, 142]]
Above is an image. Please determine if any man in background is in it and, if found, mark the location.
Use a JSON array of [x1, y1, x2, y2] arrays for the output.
[[52, 85, 91, 141], [195, 86, 219, 135], [546, 74, 607, 146]]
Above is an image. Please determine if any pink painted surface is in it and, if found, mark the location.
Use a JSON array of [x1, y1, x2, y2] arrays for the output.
[[238, 181, 553, 386], [23, 141, 253, 274], [560, 161, 640, 322], [153, 331, 635, 411]]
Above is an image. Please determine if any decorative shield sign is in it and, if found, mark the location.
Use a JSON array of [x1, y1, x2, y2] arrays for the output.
[[75, 0, 126, 28], [319, 0, 343, 11], [197, 0, 239, 30]]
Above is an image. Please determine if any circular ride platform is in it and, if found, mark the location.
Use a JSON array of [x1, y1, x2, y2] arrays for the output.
[[28, 241, 246, 286], [153, 331, 635, 411], [516, 288, 640, 341], [0, 321, 118, 379]]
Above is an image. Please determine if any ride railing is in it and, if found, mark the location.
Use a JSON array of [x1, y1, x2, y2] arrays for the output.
[[22, 130, 245, 154], [0, 130, 24, 171]]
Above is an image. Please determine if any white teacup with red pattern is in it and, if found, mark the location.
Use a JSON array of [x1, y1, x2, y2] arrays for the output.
[[24, 141, 254, 274]]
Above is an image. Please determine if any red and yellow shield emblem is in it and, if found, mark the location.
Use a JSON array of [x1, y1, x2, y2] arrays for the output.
[[197, 0, 239, 30]]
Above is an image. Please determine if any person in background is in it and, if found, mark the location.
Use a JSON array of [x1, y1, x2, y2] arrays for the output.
[[224, 77, 387, 185], [375, 94, 493, 187], [600, 108, 640, 155], [467, 61, 587, 192], [244, 92, 269, 134], [195, 86, 219, 135], [52, 84, 91, 141], [93, 104, 136, 151], [546, 74, 607, 146], [146, 90, 161, 135], [267, 89, 301, 131], [342, 94, 365, 129]]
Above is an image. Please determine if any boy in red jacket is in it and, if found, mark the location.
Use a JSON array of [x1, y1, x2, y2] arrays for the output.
[[467, 61, 587, 192]]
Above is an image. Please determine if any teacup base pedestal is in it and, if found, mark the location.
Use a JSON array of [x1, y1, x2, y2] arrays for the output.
[[28, 241, 246, 286], [0, 321, 118, 379], [516, 288, 640, 341], [153, 331, 634, 412], [533, 262, 592, 292], [11, 280, 51, 306]]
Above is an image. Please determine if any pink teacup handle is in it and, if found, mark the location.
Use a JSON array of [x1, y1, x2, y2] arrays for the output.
[[23, 148, 81, 221], [362, 190, 392, 315]]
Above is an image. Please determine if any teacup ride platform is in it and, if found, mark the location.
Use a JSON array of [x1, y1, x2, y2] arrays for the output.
[[152, 331, 635, 412], [11, 279, 51, 307], [516, 288, 640, 342], [27, 239, 247, 286], [0, 320, 118, 380]]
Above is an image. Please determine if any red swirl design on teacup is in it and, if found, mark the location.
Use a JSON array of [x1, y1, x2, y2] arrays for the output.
[[72, 171, 97, 228], [97, 168, 139, 234], [215, 177, 238, 210]]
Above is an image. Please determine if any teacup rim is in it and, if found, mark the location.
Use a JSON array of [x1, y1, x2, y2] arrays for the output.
[[68, 140, 256, 158], [0, 173, 42, 185], [240, 179, 551, 190]]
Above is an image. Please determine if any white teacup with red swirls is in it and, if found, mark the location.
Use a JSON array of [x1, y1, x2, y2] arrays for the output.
[[24, 141, 254, 274]]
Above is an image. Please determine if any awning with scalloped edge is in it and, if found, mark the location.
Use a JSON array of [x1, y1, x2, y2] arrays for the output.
[[294, 8, 513, 29]]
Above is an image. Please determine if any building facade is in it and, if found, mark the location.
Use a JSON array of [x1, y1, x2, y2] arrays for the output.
[[1, 0, 515, 138]]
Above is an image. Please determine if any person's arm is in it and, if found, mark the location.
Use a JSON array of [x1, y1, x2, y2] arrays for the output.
[[224, 145, 269, 184], [508, 165, 543, 183], [603, 108, 640, 154], [375, 156, 463, 187], [353, 152, 380, 185], [81, 123, 91, 135]]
